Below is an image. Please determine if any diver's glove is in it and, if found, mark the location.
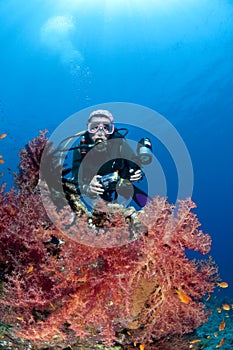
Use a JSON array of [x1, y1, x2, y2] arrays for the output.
[[129, 169, 143, 182], [85, 175, 105, 197]]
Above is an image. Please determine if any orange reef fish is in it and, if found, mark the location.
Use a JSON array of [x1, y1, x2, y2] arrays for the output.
[[176, 288, 192, 304], [216, 338, 225, 348], [222, 303, 230, 311], [0, 159, 4, 164], [16, 317, 24, 321], [217, 282, 228, 288], [26, 266, 34, 274], [219, 320, 226, 331], [189, 339, 201, 344], [0, 133, 7, 139]]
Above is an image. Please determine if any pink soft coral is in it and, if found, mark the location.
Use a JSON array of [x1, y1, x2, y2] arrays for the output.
[[0, 133, 219, 349]]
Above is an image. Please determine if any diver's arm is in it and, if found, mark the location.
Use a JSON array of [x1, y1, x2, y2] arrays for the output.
[[120, 139, 143, 182]]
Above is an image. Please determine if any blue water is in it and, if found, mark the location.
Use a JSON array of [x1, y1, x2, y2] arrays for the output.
[[0, 0, 233, 298]]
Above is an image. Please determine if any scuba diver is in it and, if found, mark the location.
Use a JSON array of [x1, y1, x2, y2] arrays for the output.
[[42, 109, 153, 231], [63, 109, 153, 229]]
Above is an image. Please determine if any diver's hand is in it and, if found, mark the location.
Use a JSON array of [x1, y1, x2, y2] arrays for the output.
[[129, 169, 143, 182], [88, 175, 105, 195]]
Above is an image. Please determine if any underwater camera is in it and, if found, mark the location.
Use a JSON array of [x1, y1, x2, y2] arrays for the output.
[[98, 171, 120, 192], [136, 137, 153, 165]]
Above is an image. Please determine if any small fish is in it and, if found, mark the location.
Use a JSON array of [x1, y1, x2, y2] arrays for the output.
[[222, 303, 230, 311], [190, 339, 201, 344], [45, 235, 65, 245], [219, 320, 226, 331], [0, 159, 4, 164], [0, 133, 7, 139], [216, 338, 225, 348], [26, 266, 34, 274], [214, 333, 218, 337], [0, 155, 3, 158], [217, 282, 228, 288], [139, 344, 145, 350], [217, 307, 222, 313], [133, 341, 137, 347], [176, 288, 192, 304], [16, 317, 24, 321]]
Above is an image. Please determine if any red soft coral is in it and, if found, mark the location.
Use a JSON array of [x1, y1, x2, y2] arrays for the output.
[[0, 133, 219, 349]]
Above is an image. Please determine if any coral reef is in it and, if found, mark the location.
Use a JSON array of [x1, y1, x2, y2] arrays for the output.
[[0, 132, 219, 349]]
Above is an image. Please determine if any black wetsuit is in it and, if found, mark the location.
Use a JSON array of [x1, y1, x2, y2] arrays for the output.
[[72, 129, 140, 202]]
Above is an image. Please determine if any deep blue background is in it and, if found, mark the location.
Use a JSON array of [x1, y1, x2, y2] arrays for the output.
[[0, 1, 232, 295]]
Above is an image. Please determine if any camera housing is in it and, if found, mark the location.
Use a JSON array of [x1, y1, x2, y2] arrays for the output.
[[98, 171, 120, 191]]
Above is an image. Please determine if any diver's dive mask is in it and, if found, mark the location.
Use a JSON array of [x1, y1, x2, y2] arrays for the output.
[[88, 122, 114, 135]]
